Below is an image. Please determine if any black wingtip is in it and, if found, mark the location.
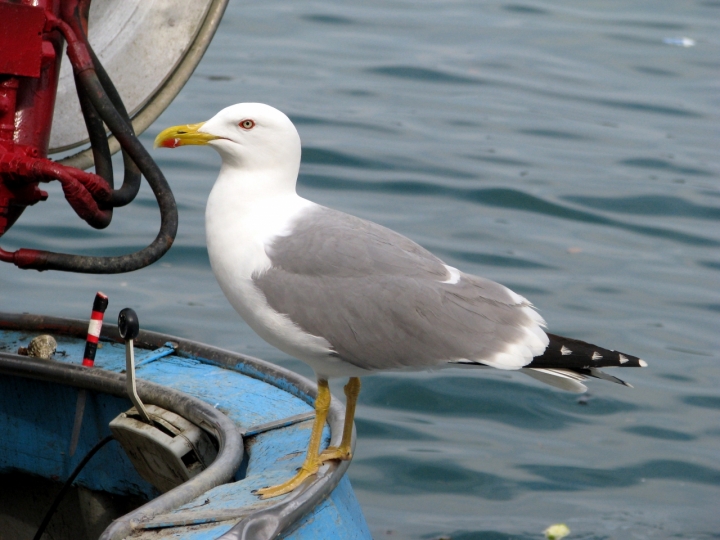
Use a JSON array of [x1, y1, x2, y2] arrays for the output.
[[528, 333, 646, 370]]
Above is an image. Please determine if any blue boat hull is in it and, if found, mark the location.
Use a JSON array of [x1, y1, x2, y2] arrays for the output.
[[0, 313, 371, 539]]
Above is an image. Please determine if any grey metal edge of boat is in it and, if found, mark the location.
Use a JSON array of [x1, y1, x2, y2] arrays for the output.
[[0, 312, 354, 540]]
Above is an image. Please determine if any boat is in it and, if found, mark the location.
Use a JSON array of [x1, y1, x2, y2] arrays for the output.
[[0, 311, 372, 539]]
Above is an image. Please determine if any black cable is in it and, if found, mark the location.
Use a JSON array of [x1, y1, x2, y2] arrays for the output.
[[75, 76, 115, 193], [32, 435, 115, 540], [22, 64, 178, 273], [65, 5, 141, 208], [8, 20, 178, 273], [45, 69, 179, 273], [85, 42, 142, 208]]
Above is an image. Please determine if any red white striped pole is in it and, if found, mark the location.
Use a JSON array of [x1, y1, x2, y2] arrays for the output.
[[82, 292, 109, 367], [69, 292, 108, 456]]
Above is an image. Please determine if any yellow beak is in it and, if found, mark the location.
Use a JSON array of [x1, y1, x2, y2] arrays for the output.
[[153, 122, 219, 148]]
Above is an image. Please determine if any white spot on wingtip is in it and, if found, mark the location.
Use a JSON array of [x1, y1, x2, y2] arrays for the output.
[[560, 346, 572, 355], [440, 265, 461, 285], [619, 354, 629, 364], [639, 359, 648, 367], [591, 351, 603, 361]]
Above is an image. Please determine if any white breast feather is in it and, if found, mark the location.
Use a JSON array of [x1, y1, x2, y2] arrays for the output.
[[206, 183, 335, 365]]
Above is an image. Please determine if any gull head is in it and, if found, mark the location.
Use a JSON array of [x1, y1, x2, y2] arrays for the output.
[[154, 103, 301, 174]]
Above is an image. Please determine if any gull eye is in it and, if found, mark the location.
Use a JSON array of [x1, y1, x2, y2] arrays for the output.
[[239, 119, 255, 130]]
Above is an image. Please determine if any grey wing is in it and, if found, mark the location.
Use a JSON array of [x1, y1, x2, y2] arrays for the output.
[[253, 206, 544, 371]]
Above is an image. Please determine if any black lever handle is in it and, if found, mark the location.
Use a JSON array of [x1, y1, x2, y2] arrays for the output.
[[118, 308, 139, 341]]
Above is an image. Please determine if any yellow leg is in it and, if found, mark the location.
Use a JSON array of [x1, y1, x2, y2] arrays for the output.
[[319, 377, 360, 462], [256, 378, 331, 499]]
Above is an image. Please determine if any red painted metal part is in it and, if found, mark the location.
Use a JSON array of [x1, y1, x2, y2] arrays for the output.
[[0, 0, 111, 240], [0, 3, 45, 78], [0, 0, 178, 273]]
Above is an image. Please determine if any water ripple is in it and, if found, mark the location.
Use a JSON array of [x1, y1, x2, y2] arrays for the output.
[[699, 261, 720, 271], [292, 115, 397, 134], [633, 66, 678, 77], [300, 175, 720, 246], [682, 395, 720, 410], [367, 66, 485, 85], [588, 99, 703, 118], [521, 459, 720, 490], [301, 14, 355, 25], [468, 155, 531, 167], [357, 457, 720, 499], [303, 148, 389, 170], [302, 149, 476, 179], [563, 195, 720, 218], [619, 158, 714, 177], [438, 250, 555, 270], [355, 418, 438, 441], [519, 129, 592, 141], [422, 532, 537, 540], [503, 4, 550, 15], [622, 425, 696, 441], [354, 456, 518, 500], [611, 19, 687, 30], [360, 376, 637, 431]]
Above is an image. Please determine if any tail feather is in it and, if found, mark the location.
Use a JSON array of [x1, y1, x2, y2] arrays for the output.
[[522, 368, 589, 393], [527, 333, 646, 370], [448, 333, 646, 392], [523, 333, 645, 392], [587, 367, 633, 387]]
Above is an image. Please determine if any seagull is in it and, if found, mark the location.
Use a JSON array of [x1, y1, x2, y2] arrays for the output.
[[155, 103, 647, 499]]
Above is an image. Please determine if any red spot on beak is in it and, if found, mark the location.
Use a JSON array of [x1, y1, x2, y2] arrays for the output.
[[160, 138, 182, 148]]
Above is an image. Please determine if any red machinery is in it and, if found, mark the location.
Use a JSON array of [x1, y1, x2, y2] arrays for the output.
[[0, 0, 177, 273]]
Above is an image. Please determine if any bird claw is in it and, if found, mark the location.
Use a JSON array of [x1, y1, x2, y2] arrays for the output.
[[319, 445, 352, 462], [256, 445, 352, 499], [256, 463, 319, 499]]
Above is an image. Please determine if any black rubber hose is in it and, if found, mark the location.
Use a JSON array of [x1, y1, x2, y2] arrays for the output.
[[75, 76, 115, 191], [77, 66, 178, 250], [113, 139, 143, 207], [85, 44, 142, 208], [28, 66, 178, 273], [32, 435, 115, 540], [8, 35, 177, 272], [66, 5, 141, 208]]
